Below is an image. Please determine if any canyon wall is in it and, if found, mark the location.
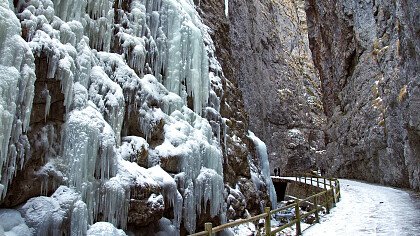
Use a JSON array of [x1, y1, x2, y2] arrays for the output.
[[198, 0, 326, 176], [305, 0, 420, 190]]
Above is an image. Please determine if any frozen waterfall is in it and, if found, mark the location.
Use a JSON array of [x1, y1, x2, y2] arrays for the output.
[[248, 131, 277, 209]]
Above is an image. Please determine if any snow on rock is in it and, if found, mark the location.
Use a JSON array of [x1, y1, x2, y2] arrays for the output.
[[16, 186, 88, 236], [87, 222, 127, 236], [0, 209, 31, 236], [18, 196, 65, 235], [119, 136, 149, 163], [147, 165, 182, 228], [93, 159, 165, 229]]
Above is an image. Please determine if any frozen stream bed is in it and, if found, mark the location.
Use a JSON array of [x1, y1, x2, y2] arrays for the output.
[[303, 179, 420, 236]]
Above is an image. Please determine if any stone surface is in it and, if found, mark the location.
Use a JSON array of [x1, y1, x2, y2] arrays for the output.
[[305, 0, 420, 190], [199, 0, 326, 176]]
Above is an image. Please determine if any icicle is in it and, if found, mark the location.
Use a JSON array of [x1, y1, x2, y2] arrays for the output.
[[221, 118, 228, 159], [42, 84, 51, 121], [71, 200, 88, 236], [224, 0, 229, 18], [100, 178, 130, 229]]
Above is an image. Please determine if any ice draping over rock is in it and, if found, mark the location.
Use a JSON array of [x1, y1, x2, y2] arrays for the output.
[[0, 2, 36, 199], [147, 165, 182, 228], [0, 209, 31, 236]]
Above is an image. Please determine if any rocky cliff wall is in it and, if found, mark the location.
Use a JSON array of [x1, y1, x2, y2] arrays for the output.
[[200, 0, 419, 191], [199, 0, 326, 176], [305, 0, 420, 190]]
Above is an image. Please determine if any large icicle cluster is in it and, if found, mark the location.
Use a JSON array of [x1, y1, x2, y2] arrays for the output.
[[0, 0, 232, 234], [0, 1, 36, 198]]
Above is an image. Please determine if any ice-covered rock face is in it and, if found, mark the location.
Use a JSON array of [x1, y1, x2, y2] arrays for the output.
[[0, 0, 236, 234], [0, 1, 36, 199]]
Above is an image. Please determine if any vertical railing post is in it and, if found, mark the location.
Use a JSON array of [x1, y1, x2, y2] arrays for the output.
[[324, 185, 330, 214], [205, 222, 212, 236], [336, 180, 341, 201], [317, 177, 320, 188], [310, 176, 313, 186], [265, 207, 271, 236], [329, 179, 336, 206], [323, 177, 326, 189], [295, 200, 301, 235], [314, 195, 319, 223]]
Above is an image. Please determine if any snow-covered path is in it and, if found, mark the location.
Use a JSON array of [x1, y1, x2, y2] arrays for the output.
[[303, 179, 420, 236]]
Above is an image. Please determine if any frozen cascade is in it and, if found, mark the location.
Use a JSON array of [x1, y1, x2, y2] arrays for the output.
[[61, 105, 119, 225], [154, 107, 225, 233], [96, 48, 225, 232], [52, 0, 115, 51], [0, 2, 36, 198], [248, 131, 277, 209], [51, 186, 89, 236], [195, 168, 224, 217], [88, 66, 125, 145], [113, 0, 210, 115]]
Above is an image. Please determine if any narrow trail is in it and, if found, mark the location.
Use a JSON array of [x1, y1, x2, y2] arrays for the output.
[[303, 179, 420, 236]]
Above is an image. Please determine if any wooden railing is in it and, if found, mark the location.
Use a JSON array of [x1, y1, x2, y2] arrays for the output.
[[189, 174, 341, 236]]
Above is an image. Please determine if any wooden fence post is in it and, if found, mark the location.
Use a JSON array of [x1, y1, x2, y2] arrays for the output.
[[317, 177, 319, 188], [329, 179, 336, 206], [323, 184, 330, 214], [314, 195, 319, 223], [336, 180, 341, 201], [205, 222, 212, 236], [295, 200, 301, 235], [265, 207, 271, 236]]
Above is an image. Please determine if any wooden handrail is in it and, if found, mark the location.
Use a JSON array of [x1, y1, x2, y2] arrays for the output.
[[212, 212, 268, 233], [188, 175, 341, 236]]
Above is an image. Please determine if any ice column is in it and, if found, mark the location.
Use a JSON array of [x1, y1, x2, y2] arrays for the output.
[[248, 131, 277, 209], [61, 105, 118, 224]]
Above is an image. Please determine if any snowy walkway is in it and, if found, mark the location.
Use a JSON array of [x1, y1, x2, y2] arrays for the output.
[[303, 179, 420, 236]]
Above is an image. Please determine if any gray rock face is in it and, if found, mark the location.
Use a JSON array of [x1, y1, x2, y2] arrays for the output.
[[199, 0, 326, 175], [305, 0, 420, 190]]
